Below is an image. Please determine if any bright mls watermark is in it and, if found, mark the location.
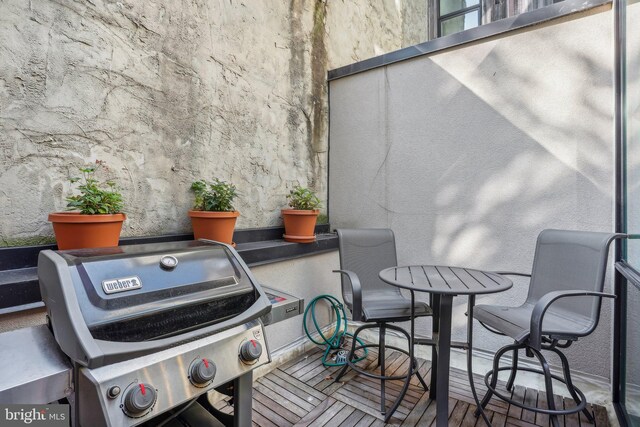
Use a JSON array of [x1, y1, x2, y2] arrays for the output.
[[1, 405, 69, 426]]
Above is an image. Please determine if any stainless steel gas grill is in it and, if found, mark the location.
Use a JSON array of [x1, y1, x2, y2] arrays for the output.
[[35, 240, 275, 427]]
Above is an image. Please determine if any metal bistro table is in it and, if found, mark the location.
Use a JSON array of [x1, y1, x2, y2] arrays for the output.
[[379, 265, 513, 427]]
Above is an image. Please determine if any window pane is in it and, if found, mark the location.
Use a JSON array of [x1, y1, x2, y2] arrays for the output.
[[440, 0, 480, 16], [440, 11, 480, 36], [623, 0, 640, 423], [625, 284, 640, 424], [625, 0, 640, 269]]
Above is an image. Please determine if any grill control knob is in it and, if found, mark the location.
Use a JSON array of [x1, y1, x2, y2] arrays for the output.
[[190, 358, 216, 386], [123, 383, 156, 416], [239, 339, 262, 364]]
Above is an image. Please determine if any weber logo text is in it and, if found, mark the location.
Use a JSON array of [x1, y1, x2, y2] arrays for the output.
[[102, 276, 142, 294]]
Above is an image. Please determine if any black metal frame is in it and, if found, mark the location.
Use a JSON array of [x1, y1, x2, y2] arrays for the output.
[[475, 339, 594, 427], [327, 0, 610, 81], [615, 262, 640, 426], [612, 0, 640, 422], [333, 290, 428, 423]]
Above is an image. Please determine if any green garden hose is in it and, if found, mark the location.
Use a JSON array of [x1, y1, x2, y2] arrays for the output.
[[303, 294, 368, 367]]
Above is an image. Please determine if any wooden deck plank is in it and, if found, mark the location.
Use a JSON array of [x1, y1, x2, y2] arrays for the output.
[[295, 355, 333, 380], [350, 375, 421, 404], [400, 390, 433, 427], [263, 371, 325, 405], [280, 347, 323, 369], [460, 404, 481, 427], [254, 381, 308, 416], [271, 368, 328, 401], [332, 388, 387, 420], [353, 413, 379, 427], [249, 347, 609, 427], [593, 403, 609, 426], [579, 403, 595, 427], [257, 376, 318, 412], [564, 396, 581, 427], [252, 396, 295, 427], [341, 377, 416, 409], [337, 408, 367, 427], [299, 363, 335, 385], [294, 397, 337, 427], [492, 411, 508, 427], [508, 385, 527, 420], [504, 418, 540, 427], [252, 410, 280, 427], [534, 388, 549, 427], [521, 387, 538, 424], [322, 403, 356, 427], [308, 400, 347, 427], [253, 389, 302, 423], [336, 383, 410, 416], [283, 348, 324, 373], [448, 400, 469, 426]]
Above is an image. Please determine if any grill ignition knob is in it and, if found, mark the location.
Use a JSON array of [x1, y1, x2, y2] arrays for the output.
[[190, 358, 216, 386], [123, 383, 156, 416], [239, 339, 262, 364]]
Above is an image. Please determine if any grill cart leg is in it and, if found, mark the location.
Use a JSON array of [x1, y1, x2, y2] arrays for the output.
[[233, 371, 253, 427]]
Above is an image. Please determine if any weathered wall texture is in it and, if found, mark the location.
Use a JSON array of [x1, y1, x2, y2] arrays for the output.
[[0, 0, 425, 246], [329, 7, 616, 378]]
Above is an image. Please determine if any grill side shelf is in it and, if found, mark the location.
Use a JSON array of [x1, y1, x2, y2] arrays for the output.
[[260, 286, 305, 326]]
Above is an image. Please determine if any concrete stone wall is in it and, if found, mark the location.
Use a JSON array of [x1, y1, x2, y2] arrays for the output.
[[329, 6, 617, 379], [0, 0, 425, 246]]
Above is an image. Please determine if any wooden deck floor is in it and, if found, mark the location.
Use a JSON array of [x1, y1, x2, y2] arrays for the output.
[[214, 345, 609, 427]]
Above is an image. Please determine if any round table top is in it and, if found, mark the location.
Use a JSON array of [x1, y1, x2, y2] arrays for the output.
[[379, 265, 513, 295]]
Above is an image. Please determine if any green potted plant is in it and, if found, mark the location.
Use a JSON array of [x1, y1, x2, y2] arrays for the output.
[[48, 160, 126, 250], [282, 185, 321, 243], [189, 178, 239, 245]]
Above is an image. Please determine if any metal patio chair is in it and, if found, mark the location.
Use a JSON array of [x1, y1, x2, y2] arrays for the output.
[[332, 228, 432, 422], [472, 229, 624, 427]]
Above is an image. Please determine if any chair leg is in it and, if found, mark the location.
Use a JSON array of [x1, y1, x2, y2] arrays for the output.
[[379, 323, 386, 415], [381, 303, 427, 423], [530, 348, 560, 427], [334, 323, 372, 383], [377, 324, 383, 368], [506, 345, 519, 392], [415, 361, 429, 391], [475, 343, 519, 417], [551, 346, 595, 423]]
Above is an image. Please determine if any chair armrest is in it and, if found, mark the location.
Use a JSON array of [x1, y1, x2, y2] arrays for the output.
[[529, 290, 616, 350], [493, 271, 532, 277], [333, 269, 362, 321]]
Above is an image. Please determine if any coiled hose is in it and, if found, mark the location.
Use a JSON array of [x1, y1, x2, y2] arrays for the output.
[[303, 295, 368, 367]]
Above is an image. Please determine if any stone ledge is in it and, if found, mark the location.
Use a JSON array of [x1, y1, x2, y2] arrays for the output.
[[0, 226, 337, 316]]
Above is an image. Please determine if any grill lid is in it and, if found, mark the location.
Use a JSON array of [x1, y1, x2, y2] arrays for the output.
[[38, 240, 271, 368]]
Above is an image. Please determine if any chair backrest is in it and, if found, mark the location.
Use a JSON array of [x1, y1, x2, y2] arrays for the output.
[[335, 228, 402, 309], [526, 229, 619, 328]]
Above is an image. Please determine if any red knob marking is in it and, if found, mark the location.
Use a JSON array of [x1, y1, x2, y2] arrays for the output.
[[203, 358, 209, 368], [139, 383, 146, 395], [251, 340, 257, 348]]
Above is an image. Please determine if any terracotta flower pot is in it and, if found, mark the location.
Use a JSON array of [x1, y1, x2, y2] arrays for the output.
[[48, 212, 126, 250], [189, 210, 239, 244], [281, 209, 319, 243]]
